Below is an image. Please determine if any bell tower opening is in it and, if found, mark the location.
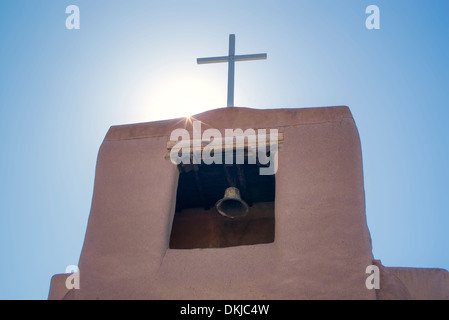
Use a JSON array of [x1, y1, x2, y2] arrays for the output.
[[169, 162, 275, 249]]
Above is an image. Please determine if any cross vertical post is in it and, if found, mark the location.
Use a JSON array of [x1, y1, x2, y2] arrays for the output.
[[227, 34, 236, 108], [197, 34, 267, 108]]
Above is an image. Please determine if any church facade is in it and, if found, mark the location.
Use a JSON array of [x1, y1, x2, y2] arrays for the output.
[[48, 106, 449, 300]]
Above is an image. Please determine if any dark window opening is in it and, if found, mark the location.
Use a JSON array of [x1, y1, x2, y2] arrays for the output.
[[169, 161, 275, 249]]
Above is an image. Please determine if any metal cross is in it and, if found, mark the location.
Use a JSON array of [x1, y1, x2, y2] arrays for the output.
[[197, 34, 267, 107]]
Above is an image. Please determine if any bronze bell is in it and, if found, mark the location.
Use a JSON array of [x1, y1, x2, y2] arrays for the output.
[[215, 187, 249, 219]]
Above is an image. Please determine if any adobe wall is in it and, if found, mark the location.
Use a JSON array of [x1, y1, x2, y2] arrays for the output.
[[49, 106, 378, 299], [388, 267, 449, 299]]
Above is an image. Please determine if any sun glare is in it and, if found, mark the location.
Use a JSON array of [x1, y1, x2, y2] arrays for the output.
[[143, 74, 224, 122]]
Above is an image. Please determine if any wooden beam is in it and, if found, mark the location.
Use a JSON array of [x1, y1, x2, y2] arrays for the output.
[[236, 164, 252, 206], [192, 164, 209, 210], [224, 164, 236, 187]]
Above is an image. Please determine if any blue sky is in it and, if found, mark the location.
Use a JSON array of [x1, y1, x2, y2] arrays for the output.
[[0, 1, 448, 299]]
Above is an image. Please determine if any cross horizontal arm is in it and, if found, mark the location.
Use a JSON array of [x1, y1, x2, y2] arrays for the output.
[[234, 53, 267, 62], [197, 53, 267, 64], [197, 56, 230, 64]]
